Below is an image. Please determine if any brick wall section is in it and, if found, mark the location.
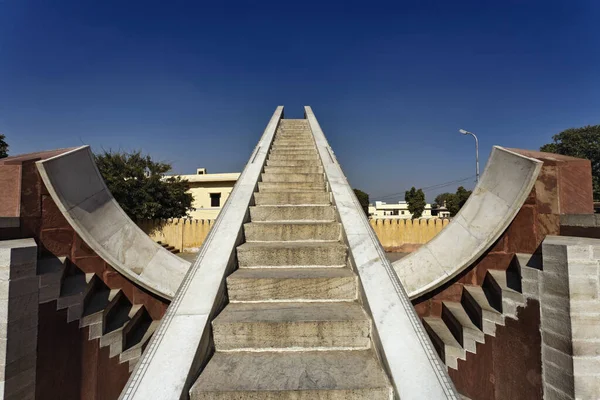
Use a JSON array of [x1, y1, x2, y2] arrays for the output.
[[541, 236, 600, 399], [0, 239, 38, 400]]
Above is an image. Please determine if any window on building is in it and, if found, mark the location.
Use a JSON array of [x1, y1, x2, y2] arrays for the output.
[[210, 193, 221, 207]]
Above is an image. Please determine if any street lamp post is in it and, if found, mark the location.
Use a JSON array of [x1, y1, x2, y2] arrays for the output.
[[459, 129, 479, 183]]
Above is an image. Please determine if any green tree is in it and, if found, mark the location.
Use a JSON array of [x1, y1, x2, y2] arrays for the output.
[[0, 134, 8, 158], [446, 186, 472, 216], [95, 150, 193, 220], [353, 188, 369, 216], [434, 192, 453, 207], [405, 187, 426, 219], [540, 125, 600, 200]]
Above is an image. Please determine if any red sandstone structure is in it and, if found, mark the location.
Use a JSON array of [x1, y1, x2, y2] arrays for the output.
[[0, 111, 598, 399]]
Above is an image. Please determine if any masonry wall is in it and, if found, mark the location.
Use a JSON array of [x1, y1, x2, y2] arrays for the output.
[[0, 153, 170, 400], [137, 217, 449, 252]]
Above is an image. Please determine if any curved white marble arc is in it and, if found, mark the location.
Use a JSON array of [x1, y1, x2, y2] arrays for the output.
[[36, 146, 190, 300], [392, 146, 542, 299]]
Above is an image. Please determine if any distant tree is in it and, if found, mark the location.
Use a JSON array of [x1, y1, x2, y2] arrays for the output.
[[405, 187, 426, 219], [446, 186, 472, 216], [353, 189, 369, 216], [540, 125, 600, 200], [434, 192, 453, 207], [0, 134, 8, 158], [95, 150, 193, 220]]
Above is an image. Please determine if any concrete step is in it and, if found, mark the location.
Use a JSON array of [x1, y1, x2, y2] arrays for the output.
[[80, 288, 120, 330], [269, 151, 318, 157], [212, 302, 370, 350], [37, 256, 67, 303], [249, 205, 335, 221], [423, 317, 466, 370], [244, 221, 341, 241], [271, 142, 314, 147], [486, 269, 526, 312], [263, 166, 323, 174], [442, 301, 484, 353], [261, 173, 324, 184], [258, 182, 326, 192], [120, 318, 158, 363], [98, 294, 133, 346], [254, 192, 330, 206], [101, 303, 145, 357], [190, 350, 392, 399], [266, 159, 322, 167], [268, 154, 320, 161], [462, 285, 505, 336], [227, 268, 357, 302], [237, 241, 347, 268], [57, 272, 97, 322]]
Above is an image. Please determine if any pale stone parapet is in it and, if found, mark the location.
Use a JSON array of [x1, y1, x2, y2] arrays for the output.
[[36, 146, 191, 299], [0, 238, 38, 400], [541, 236, 600, 400], [392, 146, 542, 299], [305, 106, 459, 399], [118, 106, 283, 400]]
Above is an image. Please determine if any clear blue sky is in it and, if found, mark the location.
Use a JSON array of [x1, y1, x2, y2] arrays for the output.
[[2, 1, 599, 202]]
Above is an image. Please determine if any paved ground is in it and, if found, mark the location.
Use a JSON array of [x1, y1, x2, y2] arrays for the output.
[[178, 251, 408, 264]]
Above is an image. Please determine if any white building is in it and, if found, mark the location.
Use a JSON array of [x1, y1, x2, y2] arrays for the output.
[[368, 201, 442, 220], [167, 168, 240, 219]]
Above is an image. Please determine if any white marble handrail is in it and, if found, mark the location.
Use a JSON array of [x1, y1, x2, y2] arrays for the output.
[[305, 106, 459, 400], [119, 106, 284, 400]]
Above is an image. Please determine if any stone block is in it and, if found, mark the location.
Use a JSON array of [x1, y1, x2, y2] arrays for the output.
[[571, 313, 600, 340], [566, 260, 599, 276], [573, 356, 600, 376], [570, 301, 600, 315], [0, 276, 38, 301], [542, 243, 569, 277], [0, 326, 37, 364], [542, 330, 573, 355], [544, 384, 572, 400], [0, 293, 38, 322], [542, 344, 573, 373], [521, 279, 540, 299], [542, 306, 572, 337], [574, 375, 600, 399], [0, 312, 37, 338], [2, 366, 35, 397], [544, 360, 574, 396], [567, 276, 599, 301], [0, 350, 36, 381], [567, 245, 593, 261], [542, 272, 571, 298], [573, 339, 600, 357]]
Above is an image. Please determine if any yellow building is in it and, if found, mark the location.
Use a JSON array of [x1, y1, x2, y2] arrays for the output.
[[169, 168, 240, 219]]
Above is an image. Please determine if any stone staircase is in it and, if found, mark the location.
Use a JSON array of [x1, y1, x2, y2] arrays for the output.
[[157, 241, 179, 254], [190, 119, 394, 398], [422, 262, 530, 369], [37, 256, 159, 372]]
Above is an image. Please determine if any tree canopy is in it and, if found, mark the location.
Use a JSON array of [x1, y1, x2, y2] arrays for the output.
[[434, 192, 453, 207], [0, 134, 8, 158], [405, 187, 426, 219], [95, 150, 193, 220], [446, 186, 472, 216], [353, 188, 369, 216], [540, 125, 600, 200]]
